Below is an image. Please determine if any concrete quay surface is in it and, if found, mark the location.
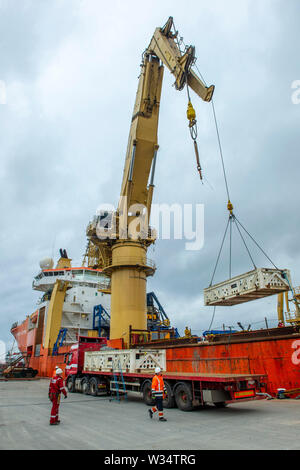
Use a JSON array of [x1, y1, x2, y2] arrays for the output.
[[0, 378, 299, 450]]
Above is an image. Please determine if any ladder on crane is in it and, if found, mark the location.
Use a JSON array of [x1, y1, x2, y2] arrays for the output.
[[93, 304, 110, 337], [52, 328, 68, 356]]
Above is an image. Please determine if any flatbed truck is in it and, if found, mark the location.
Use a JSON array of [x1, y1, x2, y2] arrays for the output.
[[64, 336, 266, 411]]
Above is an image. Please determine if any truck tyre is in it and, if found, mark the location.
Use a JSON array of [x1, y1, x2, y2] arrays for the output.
[[163, 381, 176, 408], [142, 381, 155, 406], [174, 383, 194, 411], [66, 375, 76, 393], [89, 377, 99, 396], [81, 376, 90, 395]]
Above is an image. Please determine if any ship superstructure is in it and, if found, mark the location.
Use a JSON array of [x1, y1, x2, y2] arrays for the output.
[[11, 251, 111, 375], [33, 264, 110, 345]]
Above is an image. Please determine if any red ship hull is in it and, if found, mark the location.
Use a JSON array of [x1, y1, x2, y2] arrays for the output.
[[165, 330, 300, 396], [11, 316, 71, 378]]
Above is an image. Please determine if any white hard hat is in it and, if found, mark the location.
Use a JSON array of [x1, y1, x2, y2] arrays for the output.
[[155, 367, 161, 374], [56, 368, 63, 375]]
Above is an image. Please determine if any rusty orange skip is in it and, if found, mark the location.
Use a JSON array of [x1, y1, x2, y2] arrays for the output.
[[164, 328, 300, 396]]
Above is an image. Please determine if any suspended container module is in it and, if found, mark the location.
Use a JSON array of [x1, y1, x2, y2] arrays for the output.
[[204, 268, 291, 306]]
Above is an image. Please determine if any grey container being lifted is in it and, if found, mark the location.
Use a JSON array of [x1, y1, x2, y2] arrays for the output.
[[204, 268, 291, 306]]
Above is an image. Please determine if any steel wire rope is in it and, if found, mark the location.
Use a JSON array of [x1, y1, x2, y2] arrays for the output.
[[193, 61, 231, 202], [196, 63, 256, 332], [193, 63, 279, 272], [207, 306, 216, 332], [209, 216, 231, 287], [210, 99, 231, 202], [174, 27, 279, 326], [232, 215, 256, 269], [234, 215, 278, 270], [229, 215, 233, 278]]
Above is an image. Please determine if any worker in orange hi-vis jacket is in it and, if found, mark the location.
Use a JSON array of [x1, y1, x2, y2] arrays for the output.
[[148, 367, 167, 422], [48, 368, 67, 425]]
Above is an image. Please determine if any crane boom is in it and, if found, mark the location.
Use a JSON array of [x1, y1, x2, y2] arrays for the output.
[[119, 17, 214, 213], [148, 19, 214, 99]]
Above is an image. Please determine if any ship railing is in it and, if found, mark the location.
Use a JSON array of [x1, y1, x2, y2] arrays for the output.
[[294, 286, 300, 297], [103, 256, 156, 270], [97, 281, 111, 292], [285, 310, 300, 323]]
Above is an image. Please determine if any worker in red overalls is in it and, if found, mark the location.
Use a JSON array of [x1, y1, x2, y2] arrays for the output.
[[48, 368, 67, 425], [148, 367, 167, 422]]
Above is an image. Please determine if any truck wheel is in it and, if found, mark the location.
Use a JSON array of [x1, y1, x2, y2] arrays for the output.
[[89, 377, 99, 396], [142, 381, 155, 406], [175, 383, 194, 411], [163, 381, 176, 408], [66, 376, 76, 393], [81, 376, 90, 395]]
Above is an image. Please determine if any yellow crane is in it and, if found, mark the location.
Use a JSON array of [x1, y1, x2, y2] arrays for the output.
[[86, 17, 214, 346], [277, 287, 300, 326]]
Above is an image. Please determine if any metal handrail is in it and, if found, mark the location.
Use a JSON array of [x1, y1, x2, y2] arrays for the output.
[[285, 310, 300, 322], [294, 286, 300, 296], [98, 281, 111, 290], [103, 256, 156, 269]]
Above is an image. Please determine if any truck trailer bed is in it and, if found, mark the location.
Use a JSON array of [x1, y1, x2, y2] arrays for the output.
[[84, 369, 265, 383]]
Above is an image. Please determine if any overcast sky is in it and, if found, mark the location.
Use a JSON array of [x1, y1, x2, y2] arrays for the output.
[[0, 0, 299, 352]]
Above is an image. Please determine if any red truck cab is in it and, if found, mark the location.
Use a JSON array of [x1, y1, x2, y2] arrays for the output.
[[65, 336, 107, 378]]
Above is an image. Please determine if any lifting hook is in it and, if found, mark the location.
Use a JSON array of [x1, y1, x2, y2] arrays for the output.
[[187, 100, 203, 181]]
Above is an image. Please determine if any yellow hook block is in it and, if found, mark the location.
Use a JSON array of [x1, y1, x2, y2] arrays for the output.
[[187, 101, 196, 124], [227, 200, 234, 214]]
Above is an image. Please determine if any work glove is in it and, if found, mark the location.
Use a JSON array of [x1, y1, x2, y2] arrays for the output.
[[64, 395, 67, 399]]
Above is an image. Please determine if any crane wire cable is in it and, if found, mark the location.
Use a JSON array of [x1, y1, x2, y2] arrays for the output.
[[211, 99, 231, 202], [172, 24, 231, 200], [177, 30, 279, 278], [209, 216, 231, 286], [207, 306, 217, 332], [232, 215, 257, 270], [193, 64, 279, 272], [193, 62, 231, 201], [234, 215, 278, 270], [177, 29, 255, 328], [229, 215, 232, 278]]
